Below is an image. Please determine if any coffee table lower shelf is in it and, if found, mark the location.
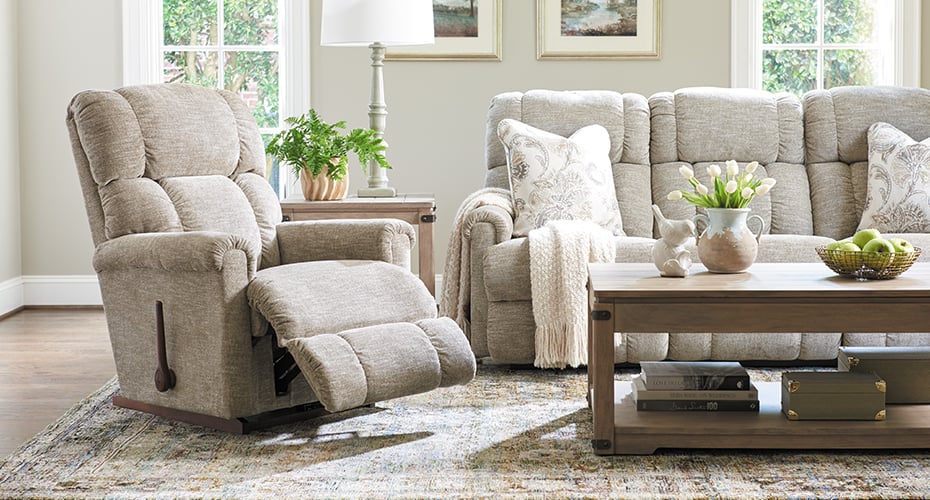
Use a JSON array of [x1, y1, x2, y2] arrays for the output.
[[609, 381, 930, 455]]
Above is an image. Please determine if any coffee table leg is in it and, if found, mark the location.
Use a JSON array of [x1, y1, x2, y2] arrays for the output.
[[590, 302, 615, 455]]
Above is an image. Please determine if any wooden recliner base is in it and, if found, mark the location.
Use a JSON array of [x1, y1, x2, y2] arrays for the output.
[[112, 394, 336, 434]]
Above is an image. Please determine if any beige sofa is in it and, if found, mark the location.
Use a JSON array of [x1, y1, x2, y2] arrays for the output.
[[455, 85, 930, 365]]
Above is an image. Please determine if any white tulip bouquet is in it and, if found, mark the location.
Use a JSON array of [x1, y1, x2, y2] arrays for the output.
[[667, 160, 776, 209]]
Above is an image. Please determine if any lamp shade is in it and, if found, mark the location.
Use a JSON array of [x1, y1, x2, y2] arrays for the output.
[[321, 0, 435, 47]]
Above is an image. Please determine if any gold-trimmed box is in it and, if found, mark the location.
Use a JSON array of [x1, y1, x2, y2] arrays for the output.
[[781, 372, 886, 421], [838, 346, 930, 404]]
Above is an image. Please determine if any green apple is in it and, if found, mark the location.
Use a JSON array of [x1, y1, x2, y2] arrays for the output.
[[837, 242, 861, 252], [862, 237, 895, 270], [853, 228, 882, 249], [826, 238, 857, 250], [835, 242, 863, 272], [889, 237, 916, 253]]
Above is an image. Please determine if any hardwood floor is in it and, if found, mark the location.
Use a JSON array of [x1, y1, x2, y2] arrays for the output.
[[0, 308, 114, 457]]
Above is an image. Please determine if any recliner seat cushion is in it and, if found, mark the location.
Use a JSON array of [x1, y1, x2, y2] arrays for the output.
[[249, 261, 476, 412], [248, 260, 438, 341]]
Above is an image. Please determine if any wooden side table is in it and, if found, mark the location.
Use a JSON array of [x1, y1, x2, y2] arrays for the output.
[[280, 195, 437, 296]]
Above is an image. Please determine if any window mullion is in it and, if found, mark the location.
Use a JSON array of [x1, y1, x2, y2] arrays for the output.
[[816, 0, 824, 91], [216, 0, 225, 91]]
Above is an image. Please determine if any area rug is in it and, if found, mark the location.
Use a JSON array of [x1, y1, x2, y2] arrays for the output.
[[1, 366, 929, 499]]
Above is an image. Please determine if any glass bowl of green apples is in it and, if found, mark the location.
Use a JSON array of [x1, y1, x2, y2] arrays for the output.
[[817, 229, 921, 280]]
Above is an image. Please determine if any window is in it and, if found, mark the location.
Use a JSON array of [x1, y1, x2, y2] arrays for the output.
[[122, 0, 309, 198], [731, 0, 919, 93], [163, 0, 280, 129]]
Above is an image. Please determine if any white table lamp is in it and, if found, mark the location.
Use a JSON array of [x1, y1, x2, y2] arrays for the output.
[[321, 0, 435, 197]]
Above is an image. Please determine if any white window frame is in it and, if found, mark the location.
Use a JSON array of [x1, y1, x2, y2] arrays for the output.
[[731, 0, 920, 89], [122, 0, 310, 197]]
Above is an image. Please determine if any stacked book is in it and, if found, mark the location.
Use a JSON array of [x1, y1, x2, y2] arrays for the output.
[[633, 361, 759, 412]]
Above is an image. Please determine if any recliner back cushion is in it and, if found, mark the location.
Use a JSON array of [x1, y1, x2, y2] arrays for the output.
[[161, 176, 262, 248], [68, 83, 281, 268]]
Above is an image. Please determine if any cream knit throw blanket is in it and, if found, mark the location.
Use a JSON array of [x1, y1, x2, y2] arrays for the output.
[[529, 220, 616, 369], [439, 188, 514, 330]]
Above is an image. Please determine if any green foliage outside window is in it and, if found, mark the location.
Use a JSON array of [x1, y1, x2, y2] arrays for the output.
[[762, 0, 880, 96], [162, 0, 279, 129]]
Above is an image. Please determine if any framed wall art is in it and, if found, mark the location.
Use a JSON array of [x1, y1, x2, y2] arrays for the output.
[[537, 0, 661, 60], [387, 0, 502, 61]]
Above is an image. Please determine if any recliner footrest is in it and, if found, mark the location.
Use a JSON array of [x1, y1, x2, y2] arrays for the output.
[[286, 317, 476, 412]]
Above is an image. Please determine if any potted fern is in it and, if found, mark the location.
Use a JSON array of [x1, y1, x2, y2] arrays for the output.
[[265, 109, 390, 200]]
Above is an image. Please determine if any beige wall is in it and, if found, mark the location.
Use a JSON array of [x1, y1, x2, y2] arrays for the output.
[[18, 0, 122, 276], [924, 2, 930, 88], [11, 0, 930, 284], [1, 0, 20, 282], [310, 0, 732, 274]]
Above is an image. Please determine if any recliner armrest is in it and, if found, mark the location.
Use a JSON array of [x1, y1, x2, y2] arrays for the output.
[[93, 231, 258, 273], [276, 218, 415, 268]]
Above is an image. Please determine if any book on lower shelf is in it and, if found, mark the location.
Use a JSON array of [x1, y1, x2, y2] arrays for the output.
[[639, 361, 751, 391], [631, 375, 758, 400], [635, 398, 760, 411], [632, 375, 760, 411]]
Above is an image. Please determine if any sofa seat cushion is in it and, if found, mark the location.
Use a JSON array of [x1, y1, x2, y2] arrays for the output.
[[755, 234, 835, 263], [484, 236, 656, 302], [485, 234, 832, 303], [248, 260, 437, 342]]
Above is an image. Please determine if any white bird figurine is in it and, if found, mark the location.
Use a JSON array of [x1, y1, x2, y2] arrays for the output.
[[652, 204, 695, 277]]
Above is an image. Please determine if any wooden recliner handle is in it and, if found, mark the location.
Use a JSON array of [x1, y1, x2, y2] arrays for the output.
[[154, 300, 176, 392]]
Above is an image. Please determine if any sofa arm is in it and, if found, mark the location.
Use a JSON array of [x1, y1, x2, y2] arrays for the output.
[[93, 231, 258, 274], [460, 207, 514, 358], [436, 202, 514, 358], [276, 218, 415, 269], [462, 205, 514, 243]]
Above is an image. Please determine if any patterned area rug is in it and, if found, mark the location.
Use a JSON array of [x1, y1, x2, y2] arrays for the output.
[[1, 365, 929, 499]]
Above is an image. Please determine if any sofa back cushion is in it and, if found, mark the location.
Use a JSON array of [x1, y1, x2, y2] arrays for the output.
[[804, 86, 930, 239], [484, 90, 654, 237], [67, 83, 281, 269], [649, 87, 810, 238]]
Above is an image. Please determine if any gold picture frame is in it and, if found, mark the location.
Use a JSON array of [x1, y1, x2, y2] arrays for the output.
[[537, 0, 661, 60], [386, 0, 502, 61]]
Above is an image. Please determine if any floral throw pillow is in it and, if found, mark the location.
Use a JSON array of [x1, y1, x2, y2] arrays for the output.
[[859, 122, 930, 233], [497, 119, 624, 237]]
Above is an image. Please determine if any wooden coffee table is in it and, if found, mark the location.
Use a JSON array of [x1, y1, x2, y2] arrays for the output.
[[587, 262, 930, 455]]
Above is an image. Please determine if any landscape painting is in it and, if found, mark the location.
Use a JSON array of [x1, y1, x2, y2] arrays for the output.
[[386, 0, 500, 60], [537, 0, 660, 59], [561, 0, 638, 37], [434, 0, 478, 37]]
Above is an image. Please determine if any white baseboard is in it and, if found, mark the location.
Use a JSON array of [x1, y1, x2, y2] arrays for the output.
[[0, 277, 24, 315], [21, 275, 102, 307]]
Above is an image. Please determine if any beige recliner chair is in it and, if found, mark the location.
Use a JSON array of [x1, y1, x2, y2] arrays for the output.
[[66, 83, 475, 432]]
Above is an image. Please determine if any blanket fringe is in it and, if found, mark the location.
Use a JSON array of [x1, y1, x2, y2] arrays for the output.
[[534, 324, 588, 369]]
